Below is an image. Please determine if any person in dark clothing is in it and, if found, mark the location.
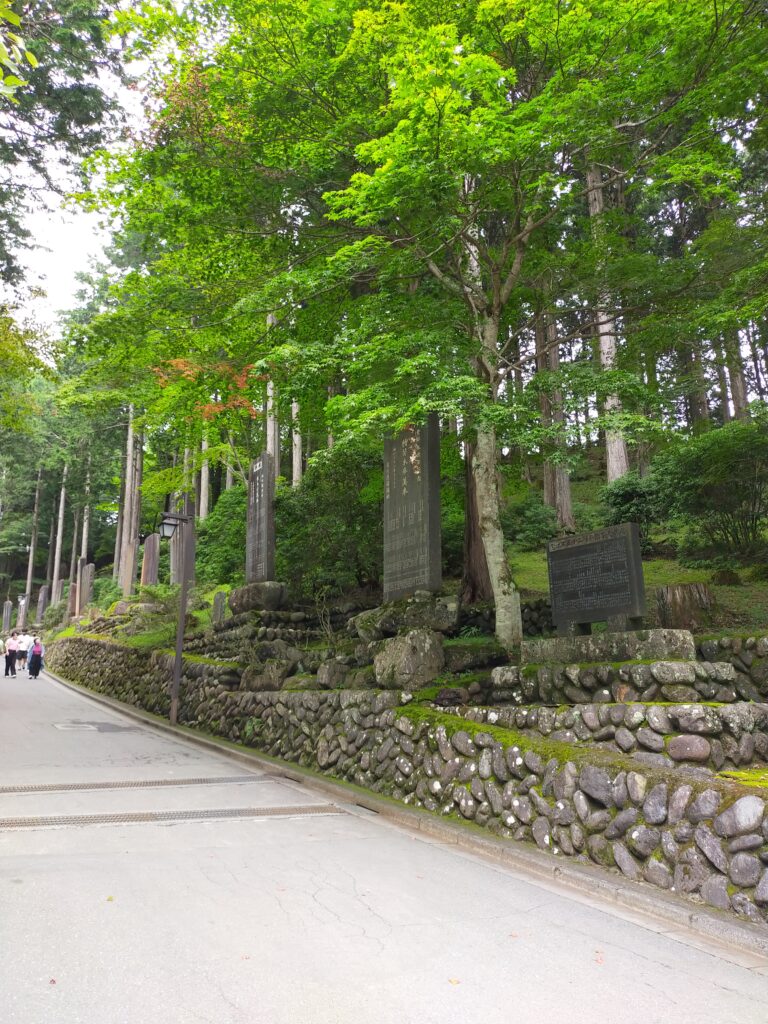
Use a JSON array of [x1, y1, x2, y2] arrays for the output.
[[5, 631, 18, 676], [27, 637, 44, 679]]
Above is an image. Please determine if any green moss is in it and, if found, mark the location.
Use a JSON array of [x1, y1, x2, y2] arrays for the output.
[[719, 767, 768, 790]]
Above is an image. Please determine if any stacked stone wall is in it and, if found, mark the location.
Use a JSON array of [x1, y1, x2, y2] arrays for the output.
[[46, 636, 768, 928]]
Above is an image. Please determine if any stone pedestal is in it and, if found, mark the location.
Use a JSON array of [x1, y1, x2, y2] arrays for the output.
[[383, 413, 441, 602], [141, 534, 160, 586]]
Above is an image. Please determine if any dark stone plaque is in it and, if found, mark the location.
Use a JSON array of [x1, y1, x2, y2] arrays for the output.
[[246, 453, 275, 583], [383, 414, 441, 602], [547, 523, 645, 635]]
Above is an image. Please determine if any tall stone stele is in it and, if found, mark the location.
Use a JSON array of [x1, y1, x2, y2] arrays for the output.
[[246, 452, 276, 583], [383, 413, 442, 603], [2, 599, 12, 633], [36, 585, 49, 624], [141, 533, 160, 587], [80, 564, 96, 611]]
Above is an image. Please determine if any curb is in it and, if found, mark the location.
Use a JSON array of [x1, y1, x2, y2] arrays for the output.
[[43, 669, 768, 964]]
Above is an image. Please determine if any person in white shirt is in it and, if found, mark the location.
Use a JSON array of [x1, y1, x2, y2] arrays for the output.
[[18, 632, 33, 671]]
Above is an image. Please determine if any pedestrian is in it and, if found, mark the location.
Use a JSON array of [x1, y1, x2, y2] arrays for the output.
[[17, 630, 30, 671], [5, 631, 18, 676], [27, 637, 44, 679]]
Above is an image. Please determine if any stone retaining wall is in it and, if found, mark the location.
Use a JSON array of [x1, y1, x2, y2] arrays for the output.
[[491, 659, 751, 706], [698, 637, 768, 702], [47, 637, 768, 928], [448, 702, 768, 772]]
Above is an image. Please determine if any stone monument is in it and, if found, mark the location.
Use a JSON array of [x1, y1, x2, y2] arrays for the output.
[[81, 564, 95, 609], [383, 413, 441, 603], [67, 583, 78, 617], [17, 594, 28, 630], [212, 590, 227, 625], [2, 599, 12, 632], [36, 585, 49, 623], [547, 522, 645, 636], [246, 452, 276, 584], [141, 533, 160, 586]]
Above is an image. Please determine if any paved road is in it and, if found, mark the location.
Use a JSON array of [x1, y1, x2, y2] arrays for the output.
[[0, 672, 766, 1024]]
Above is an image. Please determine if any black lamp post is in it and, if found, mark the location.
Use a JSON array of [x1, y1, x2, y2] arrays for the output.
[[159, 508, 193, 726]]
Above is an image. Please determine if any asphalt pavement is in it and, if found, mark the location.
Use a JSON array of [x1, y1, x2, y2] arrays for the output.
[[0, 670, 766, 1024]]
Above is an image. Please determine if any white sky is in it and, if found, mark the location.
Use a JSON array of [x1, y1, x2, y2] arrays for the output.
[[19, 201, 108, 332]]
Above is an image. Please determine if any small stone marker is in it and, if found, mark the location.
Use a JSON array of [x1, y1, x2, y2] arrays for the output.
[[36, 585, 49, 623], [383, 413, 441, 603], [246, 452, 275, 583], [81, 563, 95, 608], [141, 533, 160, 586], [212, 590, 227, 625], [17, 594, 28, 629], [2, 599, 12, 632], [547, 522, 645, 635]]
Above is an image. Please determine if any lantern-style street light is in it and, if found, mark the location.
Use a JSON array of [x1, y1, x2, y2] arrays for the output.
[[159, 508, 193, 726]]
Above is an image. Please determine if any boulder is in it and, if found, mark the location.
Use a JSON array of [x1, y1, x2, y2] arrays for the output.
[[373, 629, 445, 689], [350, 594, 460, 641], [228, 582, 287, 615]]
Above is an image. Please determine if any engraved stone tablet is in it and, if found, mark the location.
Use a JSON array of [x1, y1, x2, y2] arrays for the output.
[[141, 533, 160, 586], [36, 585, 49, 623], [212, 590, 227, 625], [81, 564, 95, 609], [547, 523, 645, 635], [246, 453, 275, 583], [2, 599, 12, 632], [383, 414, 441, 602]]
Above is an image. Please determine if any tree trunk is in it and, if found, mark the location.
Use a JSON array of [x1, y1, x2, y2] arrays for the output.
[[291, 399, 303, 487], [68, 508, 80, 586], [460, 441, 493, 604], [472, 423, 522, 647], [113, 413, 129, 580], [51, 464, 68, 604], [537, 312, 576, 529], [119, 419, 143, 597], [199, 435, 210, 519], [45, 512, 55, 589], [266, 380, 280, 476], [724, 329, 749, 419], [586, 164, 630, 482], [715, 339, 732, 423], [23, 467, 42, 623], [656, 583, 714, 630], [80, 462, 91, 566], [747, 323, 766, 400]]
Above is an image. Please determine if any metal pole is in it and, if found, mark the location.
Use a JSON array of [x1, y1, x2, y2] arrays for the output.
[[169, 511, 192, 726]]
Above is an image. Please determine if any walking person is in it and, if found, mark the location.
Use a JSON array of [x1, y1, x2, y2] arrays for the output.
[[27, 637, 44, 680], [5, 631, 18, 676], [19, 631, 33, 673]]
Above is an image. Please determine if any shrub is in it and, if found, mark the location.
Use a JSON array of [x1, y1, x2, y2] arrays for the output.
[[501, 492, 558, 550], [653, 419, 768, 557], [42, 600, 67, 631], [601, 471, 661, 550], [195, 486, 247, 587], [92, 576, 122, 611], [275, 446, 383, 599]]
